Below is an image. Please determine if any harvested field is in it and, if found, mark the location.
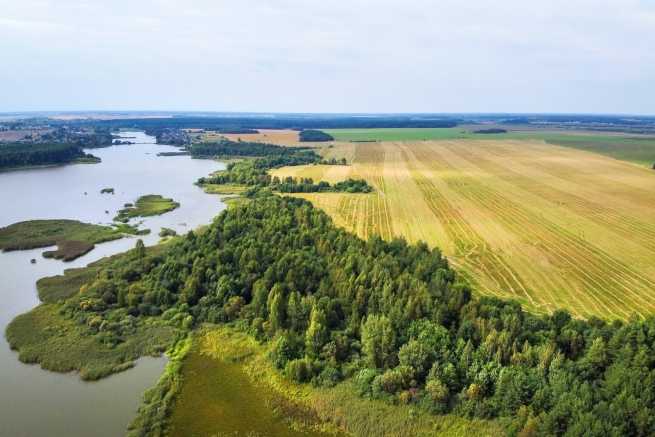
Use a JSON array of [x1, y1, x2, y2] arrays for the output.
[[324, 128, 655, 166], [202, 129, 319, 147], [269, 164, 353, 185], [273, 139, 655, 319]]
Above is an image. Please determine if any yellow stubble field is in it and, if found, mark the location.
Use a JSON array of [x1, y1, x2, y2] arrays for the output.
[[273, 139, 655, 319], [202, 129, 319, 147]]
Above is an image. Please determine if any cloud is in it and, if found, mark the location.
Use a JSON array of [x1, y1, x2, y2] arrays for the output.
[[0, 0, 653, 113]]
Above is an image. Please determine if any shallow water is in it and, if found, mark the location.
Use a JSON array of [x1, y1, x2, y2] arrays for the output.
[[0, 132, 226, 437]]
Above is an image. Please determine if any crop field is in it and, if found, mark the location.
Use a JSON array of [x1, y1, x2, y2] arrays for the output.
[[324, 129, 655, 166], [202, 129, 317, 147], [274, 139, 655, 319], [323, 128, 476, 142]]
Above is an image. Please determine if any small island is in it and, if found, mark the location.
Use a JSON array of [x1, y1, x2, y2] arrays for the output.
[[114, 194, 180, 222], [0, 219, 124, 261], [158, 227, 177, 238], [157, 151, 190, 157]]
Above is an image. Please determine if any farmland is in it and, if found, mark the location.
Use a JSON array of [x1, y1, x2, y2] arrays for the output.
[[273, 139, 655, 319], [323, 128, 475, 142], [202, 129, 312, 146], [324, 128, 655, 166]]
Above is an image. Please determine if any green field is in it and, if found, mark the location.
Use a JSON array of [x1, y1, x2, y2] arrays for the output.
[[323, 128, 655, 166], [536, 134, 655, 165]]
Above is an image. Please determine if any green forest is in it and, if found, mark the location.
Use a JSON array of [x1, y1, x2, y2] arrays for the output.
[[0, 143, 98, 170], [299, 130, 335, 142], [12, 193, 655, 436], [190, 139, 312, 158]]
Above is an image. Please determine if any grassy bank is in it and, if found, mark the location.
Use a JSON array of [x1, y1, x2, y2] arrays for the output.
[[115, 194, 180, 222], [201, 183, 249, 195], [164, 326, 500, 437], [5, 304, 176, 380], [0, 219, 123, 261]]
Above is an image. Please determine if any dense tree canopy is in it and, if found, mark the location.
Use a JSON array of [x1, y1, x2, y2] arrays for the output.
[[190, 139, 314, 159], [0, 143, 94, 169], [473, 128, 507, 134], [61, 193, 655, 436], [299, 130, 334, 142]]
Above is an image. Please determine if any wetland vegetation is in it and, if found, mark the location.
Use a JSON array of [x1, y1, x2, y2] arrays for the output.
[[114, 195, 180, 223], [7, 242, 178, 381], [0, 219, 124, 261], [162, 326, 500, 437]]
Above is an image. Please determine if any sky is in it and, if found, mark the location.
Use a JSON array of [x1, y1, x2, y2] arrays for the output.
[[1, 0, 654, 114]]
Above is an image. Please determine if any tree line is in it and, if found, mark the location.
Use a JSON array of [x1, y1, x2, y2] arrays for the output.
[[0, 143, 95, 170], [193, 138, 372, 193], [59, 193, 655, 436], [189, 139, 314, 158], [299, 130, 334, 142], [92, 115, 459, 132], [275, 176, 372, 193]]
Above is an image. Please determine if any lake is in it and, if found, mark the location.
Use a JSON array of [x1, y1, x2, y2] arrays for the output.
[[0, 132, 226, 437]]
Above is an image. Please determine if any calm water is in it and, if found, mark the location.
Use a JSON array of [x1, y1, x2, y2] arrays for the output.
[[0, 132, 226, 437]]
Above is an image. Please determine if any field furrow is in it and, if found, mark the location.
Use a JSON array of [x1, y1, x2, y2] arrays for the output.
[[272, 138, 655, 319], [445, 142, 655, 256], [414, 144, 655, 318], [400, 147, 534, 304]]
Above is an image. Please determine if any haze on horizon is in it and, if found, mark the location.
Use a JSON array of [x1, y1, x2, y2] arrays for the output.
[[1, 0, 654, 115]]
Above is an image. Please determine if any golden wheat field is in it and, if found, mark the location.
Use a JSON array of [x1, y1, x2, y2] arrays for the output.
[[274, 139, 655, 320]]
